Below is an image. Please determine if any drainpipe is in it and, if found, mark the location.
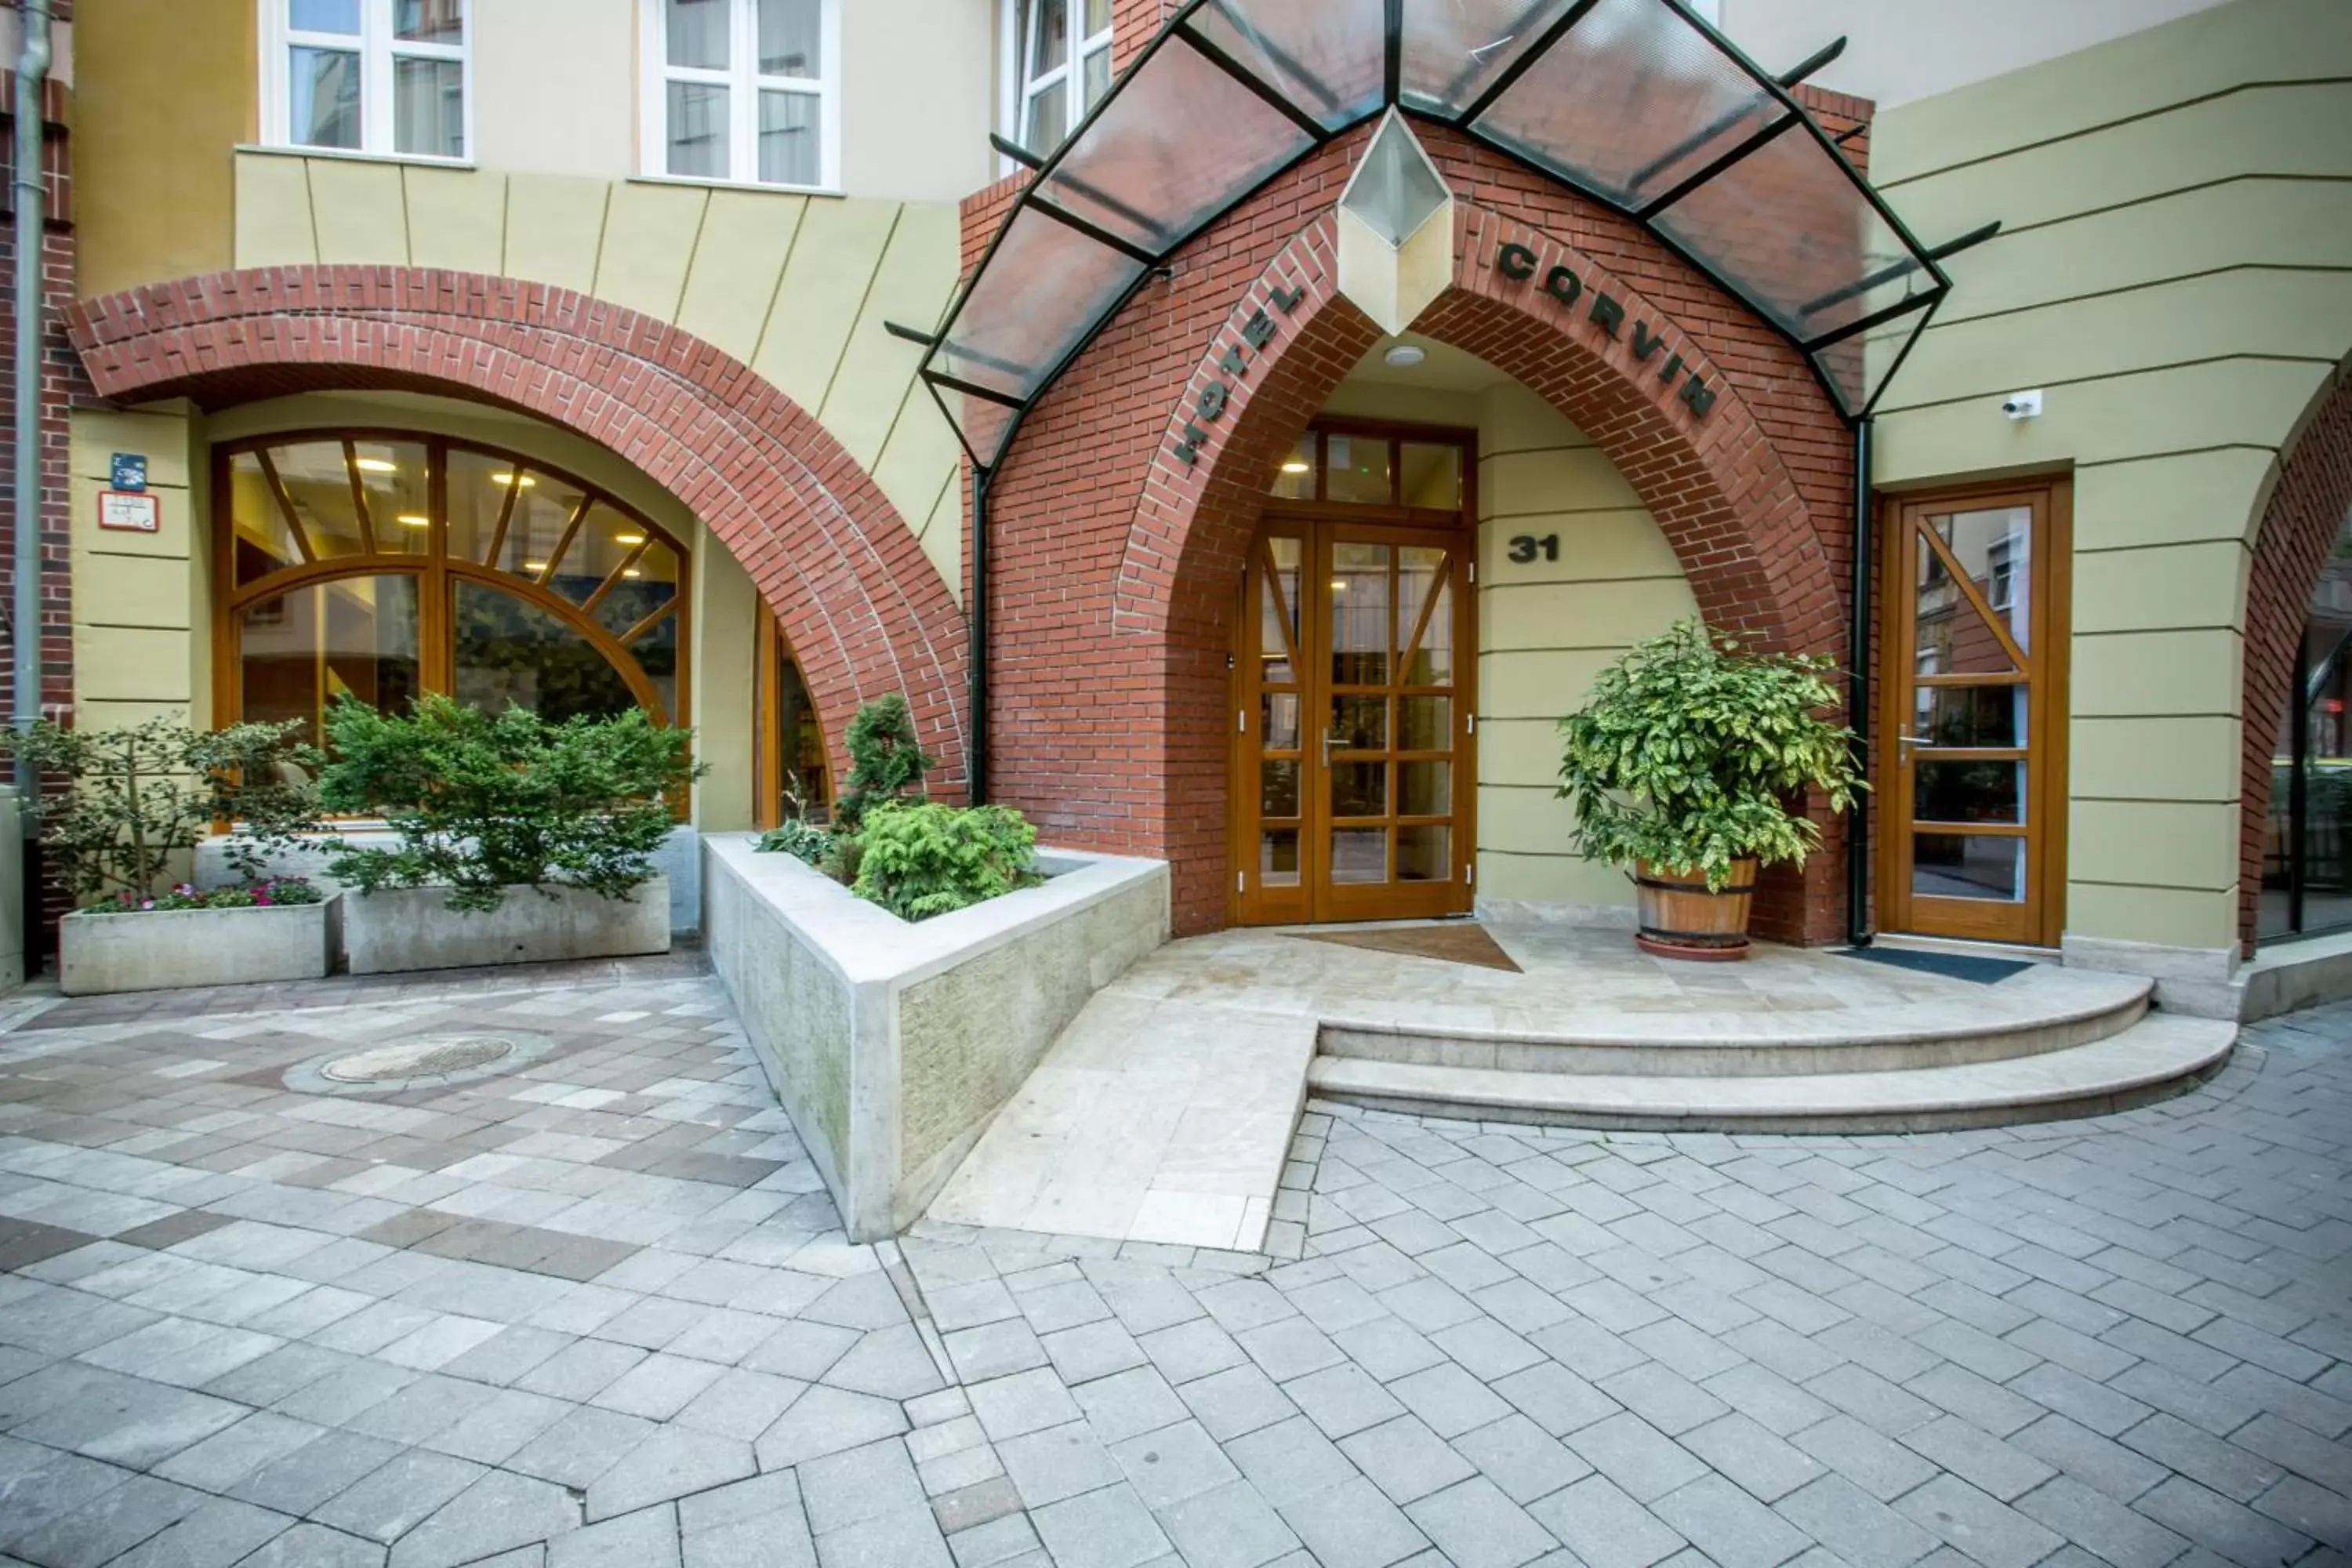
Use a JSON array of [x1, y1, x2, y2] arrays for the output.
[[968, 464, 991, 804], [1846, 414, 1875, 949], [10, 0, 49, 818]]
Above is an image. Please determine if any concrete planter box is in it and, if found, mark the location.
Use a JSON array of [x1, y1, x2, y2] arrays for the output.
[[703, 834, 1170, 1241], [58, 898, 337, 996], [343, 877, 670, 975]]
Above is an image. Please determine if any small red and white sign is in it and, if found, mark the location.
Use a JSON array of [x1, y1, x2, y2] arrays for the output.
[[96, 489, 161, 533]]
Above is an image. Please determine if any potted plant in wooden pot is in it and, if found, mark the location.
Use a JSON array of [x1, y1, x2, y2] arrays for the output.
[[3, 716, 334, 994], [1558, 619, 1863, 960]]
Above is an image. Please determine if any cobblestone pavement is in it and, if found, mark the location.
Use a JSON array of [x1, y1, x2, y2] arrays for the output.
[[0, 967, 2347, 1568]]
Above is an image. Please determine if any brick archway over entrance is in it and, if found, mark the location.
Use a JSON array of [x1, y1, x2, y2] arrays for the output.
[[2238, 358, 2352, 952], [67, 267, 971, 793], [976, 125, 1858, 938]]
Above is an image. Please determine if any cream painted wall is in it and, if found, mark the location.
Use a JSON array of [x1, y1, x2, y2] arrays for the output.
[[1321, 367, 1698, 914], [1868, 0, 2352, 955], [113, 390, 762, 830], [1716, 0, 2234, 110], [473, 0, 637, 180], [230, 152, 967, 604], [840, 0, 996, 203]]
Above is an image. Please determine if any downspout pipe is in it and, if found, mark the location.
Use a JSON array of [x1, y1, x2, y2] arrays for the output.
[[1846, 415, 1875, 949], [11, 0, 49, 815], [969, 463, 991, 804]]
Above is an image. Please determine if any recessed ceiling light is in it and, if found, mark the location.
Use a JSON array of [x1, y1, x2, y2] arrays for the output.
[[353, 456, 399, 474], [1382, 343, 1427, 368], [396, 514, 430, 528], [523, 560, 548, 572], [615, 532, 646, 546], [492, 473, 536, 488], [1279, 459, 1312, 474], [622, 568, 643, 579]]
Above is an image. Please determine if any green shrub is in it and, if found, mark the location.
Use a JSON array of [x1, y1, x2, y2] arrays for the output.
[[318, 695, 702, 913], [851, 801, 1040, 921], [1557, 619, 1864, 891], [1, 716, 323, 905], [755, 818, 833, 867], [837, 695, 935, 829]]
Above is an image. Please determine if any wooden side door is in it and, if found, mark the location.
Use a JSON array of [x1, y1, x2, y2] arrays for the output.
[[1878, 481, 2071, 946]]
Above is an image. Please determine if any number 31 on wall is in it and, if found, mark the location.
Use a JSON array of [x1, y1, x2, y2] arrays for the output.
[[1506, 534, 1559, 564]]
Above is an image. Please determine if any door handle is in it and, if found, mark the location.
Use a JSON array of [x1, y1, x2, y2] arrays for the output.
[[1322, 731, 1336, 769]]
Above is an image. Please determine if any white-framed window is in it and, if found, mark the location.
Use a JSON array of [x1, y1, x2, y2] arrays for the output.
[[260, 0, 470, 162], [644, 0, 841, 191], [1004, 0, 1112, 158]]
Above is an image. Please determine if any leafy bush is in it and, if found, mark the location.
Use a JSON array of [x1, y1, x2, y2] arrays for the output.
[[1557, 619, 1864, 891], [851, 801, 1040, 921], [755, 818, 833, 867], [83, 877, 325, 915], [837, 695, 935, 829], [318, 695, 702, 913], [1, 716, 322, 904]]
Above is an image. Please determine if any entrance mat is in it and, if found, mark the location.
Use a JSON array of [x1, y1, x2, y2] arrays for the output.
[[1294, 922, 1524, 973], [1838, 946, 2034, 985]]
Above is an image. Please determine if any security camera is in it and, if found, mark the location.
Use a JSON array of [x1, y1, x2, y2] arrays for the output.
[[2002, 390, 2043, 420]]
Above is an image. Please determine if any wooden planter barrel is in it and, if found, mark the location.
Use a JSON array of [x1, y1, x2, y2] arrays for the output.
[[1633, 857, 1758, 961]]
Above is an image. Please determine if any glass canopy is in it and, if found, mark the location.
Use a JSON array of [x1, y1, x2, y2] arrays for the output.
[[922, 0, 1970, 467]]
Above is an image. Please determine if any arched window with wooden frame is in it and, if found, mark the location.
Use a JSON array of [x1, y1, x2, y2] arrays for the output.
[[753, 600, 833, 827], [216, 432, 691, 744]]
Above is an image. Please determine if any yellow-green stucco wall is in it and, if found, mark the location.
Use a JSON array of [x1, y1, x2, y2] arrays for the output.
[[1869, 0, 2352, 954]]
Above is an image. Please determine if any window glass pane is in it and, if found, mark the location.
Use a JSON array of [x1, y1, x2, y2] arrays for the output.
[[1331, 828, 1387, 883], [290, 0, 360, 34], [1027, 0, 1069, 80], [1399, 444, 1461, 509], [667, 81, 730, 178], [267, 440, 370, 562], [1330, 543, 1390, 684], [594, 539, 682, 639], [1913, 833, 2023, 903], [1399, 696, 1450, 751], [1261, 829, 1300, 887], [1084, 0, 1110, 34], [1261, 759, 1299, 818], [1082, 45, 1111, 113], [1915, 761, 2024, 826], [290, 47, 361, 148], [2260, 681, 2296, 941], [1399, 547, 1450, 684], [1931, 508, 2032, 652], [1914, 525, 2019, 677], [489, 469, 591, 580], [1915, 684, 2022, 750], [393, 56, 464, 158], [1399, 760, 1450, 817], [542, 503, 631, 604], [1334, 696, 1386, 750], [444, 447, 516, 564], [1324, 434, 1391, 505], [1331, 762, 1385, 817], [758, 90, 821, 186], [1261, 692, 1299, 750], [240, 576, 422, 751], [632, 611, 683, 721], [350, 440, 430, 557], [775, 645, 829, 814], [229, 452, 305, 586], [1270, 435, 1315, 499], [453, 580, 644, 724], [1397, 825, 1450, 882], [393, 0, 463, 43], [1023, 82, 1068, 154], [666, 0, 729, 68], [757, 0, 821, 77]]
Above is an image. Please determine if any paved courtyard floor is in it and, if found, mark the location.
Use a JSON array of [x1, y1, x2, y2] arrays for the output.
[[0, 959, 2346, 1567]]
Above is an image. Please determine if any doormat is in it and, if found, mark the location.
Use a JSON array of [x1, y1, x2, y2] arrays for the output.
[[1838, 946, 2034, 984], [1294, 923, 1524, 973]]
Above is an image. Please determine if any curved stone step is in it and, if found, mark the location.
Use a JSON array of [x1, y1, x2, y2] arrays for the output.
[[1307, 1013, 2236, 1134]]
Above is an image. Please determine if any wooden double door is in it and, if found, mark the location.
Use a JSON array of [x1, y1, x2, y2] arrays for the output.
[[1877, 481, 2071, 946], [1232, 516, 1475, 924]]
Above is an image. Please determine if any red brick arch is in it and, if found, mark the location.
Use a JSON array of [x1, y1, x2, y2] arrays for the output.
[[2238, 355, 2352, 953], [66, 267, 970, 793]]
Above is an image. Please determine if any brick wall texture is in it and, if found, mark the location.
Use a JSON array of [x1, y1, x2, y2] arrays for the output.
[[2238, 362, 2352, 954], [965, 122, 1860, 938], [64, 268, 974, 799]]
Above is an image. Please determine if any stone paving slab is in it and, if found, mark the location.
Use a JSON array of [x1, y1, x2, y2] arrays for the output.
[[0, 962, 2345, 1567]]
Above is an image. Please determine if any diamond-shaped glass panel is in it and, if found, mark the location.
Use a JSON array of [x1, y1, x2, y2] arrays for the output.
[[1340, 112, 1450, 247]]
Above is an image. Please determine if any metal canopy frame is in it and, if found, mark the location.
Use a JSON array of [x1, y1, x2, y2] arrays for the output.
[[913, 0, 1998, 476]]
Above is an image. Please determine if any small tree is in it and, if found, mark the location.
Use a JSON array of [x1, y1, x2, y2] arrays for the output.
[[318, 695, 702, 913], [1557, 619, 1864, 891], [852, 801, 1039, 921], [0, 716, 322, 906], [837, 695, 935, 829]]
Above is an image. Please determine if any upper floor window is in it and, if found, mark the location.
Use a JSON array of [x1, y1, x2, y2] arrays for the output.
[[1010, 0, 1111, 155], [263, 0, 469, 161], [648, 0, 840, 190]]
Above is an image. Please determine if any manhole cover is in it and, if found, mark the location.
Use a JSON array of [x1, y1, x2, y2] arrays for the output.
[[321, 1034, 517, 1083]]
